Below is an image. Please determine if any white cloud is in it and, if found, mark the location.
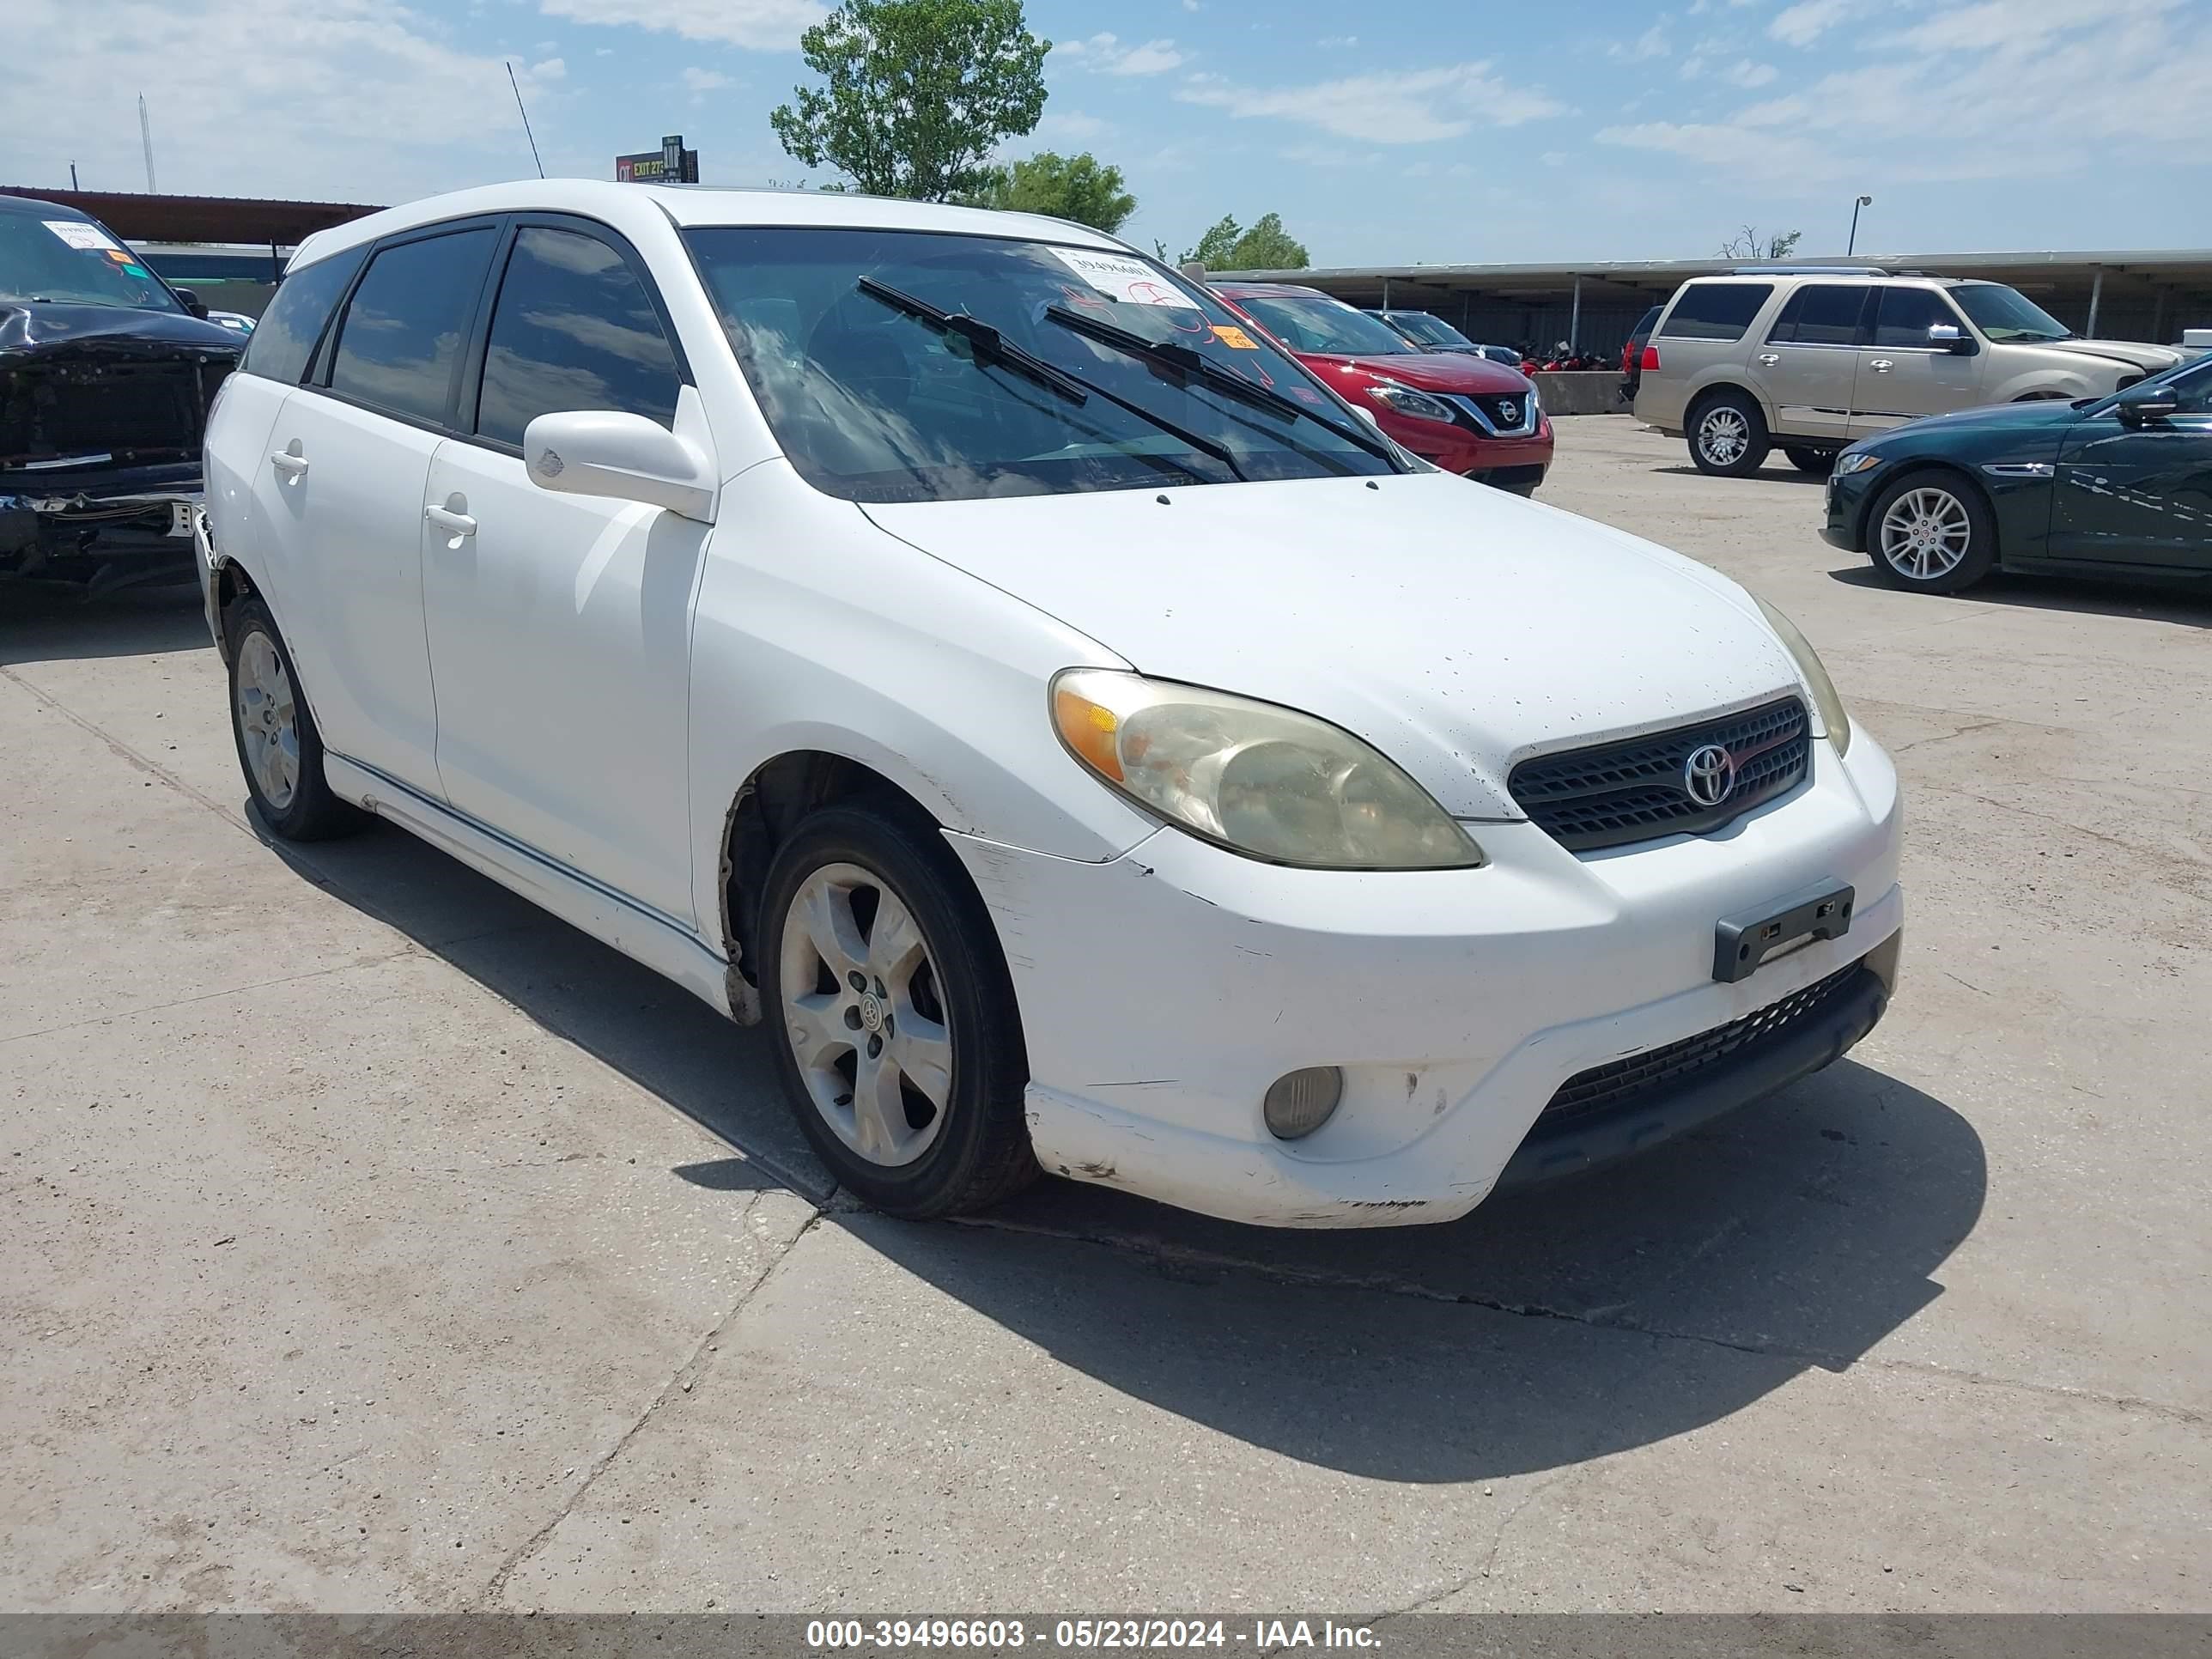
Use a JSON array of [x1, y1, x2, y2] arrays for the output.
[[681, 66, 732, 90], [1178, 62, 1568, 143], [1720, 58, 1778, 85], [1769, 0, 1848, 46], [1056, 33, 1188, 76], [1606, 0, 2212, 187], [1316, 34, 1358, 47], [1030, 109, 1111, 144], [1612, 21, 1673, 59], [536, 0, 823, 51], [0, 0, 580, 203]]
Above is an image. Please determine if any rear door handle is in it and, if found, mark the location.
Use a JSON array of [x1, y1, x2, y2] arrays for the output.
[[270, 449, 309, 477], [1756, 352, 1780, 366], [423, 504, 477, 537], [1869, 359, 1895, 372]]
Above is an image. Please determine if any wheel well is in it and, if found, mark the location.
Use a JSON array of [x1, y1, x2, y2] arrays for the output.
[[1686, 382, 1765, 425], [718, 750, 951, 1008], [2011, 389, 2069, 402], [215, 558, 259, 618]]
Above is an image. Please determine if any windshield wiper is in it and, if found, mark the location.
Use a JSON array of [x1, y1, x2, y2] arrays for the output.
[[859, 277, 1245, 482], [859, 276, 1089, 404], [1044, 304, 1402, 467]]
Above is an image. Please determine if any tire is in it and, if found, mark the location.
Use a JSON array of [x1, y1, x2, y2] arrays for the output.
[[1865, 469, 1998, 594], [759, 801, 1036, 1218], [1783, 446, 1834, 476], [224, 595, 362, 841], [1687, 390, 1771, 477]]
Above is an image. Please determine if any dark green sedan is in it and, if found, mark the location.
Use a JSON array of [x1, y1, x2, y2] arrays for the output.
[[1823, 355, 2212, 593]]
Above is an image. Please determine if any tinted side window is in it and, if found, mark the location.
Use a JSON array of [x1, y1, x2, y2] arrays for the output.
[[2172, 361, 2212, 414], [1873, 287, 1966, 349], [1767, 284, 1869, 346], [1658, 283, 1773, 342], [327, 228, 497, 424], [475, 228, 681, 447], [240, 246, 365, 385]]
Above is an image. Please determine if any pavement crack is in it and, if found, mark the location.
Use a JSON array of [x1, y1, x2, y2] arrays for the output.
[[480, 1201, 827, 1605], [0, 947, 425, 1048], [0, 661, 248, 832]]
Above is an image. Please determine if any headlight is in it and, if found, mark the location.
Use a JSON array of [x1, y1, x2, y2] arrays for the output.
[[1366, 381, 1458, 423], [1834, 451, 1881, 475], [1051, 669, 1484, 870], [1525, 380, 1542, 415], [1753, 597, 1852, 756]]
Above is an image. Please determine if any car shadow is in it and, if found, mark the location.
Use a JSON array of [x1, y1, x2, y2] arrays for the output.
[[1826, 562, 2212, 627], [266, 812, 1984, 1485], [0, 582, 210, 667], [1651, 464, 1829, 484]]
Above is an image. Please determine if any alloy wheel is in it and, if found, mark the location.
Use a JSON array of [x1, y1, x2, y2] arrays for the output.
[[778, 862, 954, 1168], [1878, 486, 1973, 581], [235, 629, 301, 811], [1698, 407, 1750, 467]]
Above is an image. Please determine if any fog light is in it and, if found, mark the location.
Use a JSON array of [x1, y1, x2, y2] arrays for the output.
[[1263, 1066, 1345, 1140]]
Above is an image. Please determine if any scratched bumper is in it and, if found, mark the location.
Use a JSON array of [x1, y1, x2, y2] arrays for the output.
[[944, 732, 1903, 1229]]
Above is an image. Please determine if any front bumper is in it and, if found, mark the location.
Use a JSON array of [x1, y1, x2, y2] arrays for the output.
[[1822, 465, 1880, 551], [0, 461, 204, 586], [949, 732, 1902, 1228]]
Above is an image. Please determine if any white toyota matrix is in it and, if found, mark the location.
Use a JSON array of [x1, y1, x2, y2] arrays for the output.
[[200, 182, 1903, 1227]]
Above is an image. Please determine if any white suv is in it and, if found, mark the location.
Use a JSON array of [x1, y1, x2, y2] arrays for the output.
[[201, 182, 1903, 1228], [1636, 269, 2183, 477]]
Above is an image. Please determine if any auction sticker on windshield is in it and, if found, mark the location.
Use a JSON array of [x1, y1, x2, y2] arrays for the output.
[[1048, 246, 1200, 307], [45, 220, 124, 252]]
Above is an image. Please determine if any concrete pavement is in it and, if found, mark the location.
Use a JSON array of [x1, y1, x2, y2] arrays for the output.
[[2, 420, 2205, 1613]]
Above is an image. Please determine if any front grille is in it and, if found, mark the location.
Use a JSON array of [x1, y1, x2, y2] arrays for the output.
[[1444, 392, 1536, 436], [1509, 696, 1810, 853], [1541, 960, 1864, 1127], [1, 358, 232, 471]]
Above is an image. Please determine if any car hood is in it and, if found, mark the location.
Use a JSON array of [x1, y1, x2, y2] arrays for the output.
[[864, 473, 1803, 821], [0, 301, 245, 361], [1302, 349, 1534, 395], [2037, 338, 2183, 374], [1884, 398, 2083, 436]]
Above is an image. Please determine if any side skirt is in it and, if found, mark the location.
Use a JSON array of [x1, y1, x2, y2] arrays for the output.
[[323, 753, 737, 1022]]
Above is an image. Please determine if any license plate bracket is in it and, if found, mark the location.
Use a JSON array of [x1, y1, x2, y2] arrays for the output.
[[1714, 879, 1854, 983]]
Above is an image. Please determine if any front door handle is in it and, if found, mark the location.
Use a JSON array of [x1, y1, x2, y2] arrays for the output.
[[423, 504, 477, 537], [270, 447, 309, 477], [1756, 352, 1781, 366], [1869, 359, 1895, 373]]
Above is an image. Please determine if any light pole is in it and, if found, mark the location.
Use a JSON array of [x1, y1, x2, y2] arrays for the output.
[[1847, 194, 1873, 258]]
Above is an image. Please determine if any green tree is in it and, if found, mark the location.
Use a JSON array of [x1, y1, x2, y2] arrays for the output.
[[1175, 211, 1310, 272], [957, 150, 1137, 233], [770, 0, 1050, 201]]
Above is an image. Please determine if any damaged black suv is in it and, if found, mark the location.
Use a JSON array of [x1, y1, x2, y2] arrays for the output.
[[1, 192, 245, 590]]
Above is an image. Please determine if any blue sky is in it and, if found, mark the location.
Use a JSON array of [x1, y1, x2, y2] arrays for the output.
[[5, 0, 2208, 264]]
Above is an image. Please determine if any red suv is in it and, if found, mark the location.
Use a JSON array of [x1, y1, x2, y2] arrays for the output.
[[1212, 282, 1553, 494]]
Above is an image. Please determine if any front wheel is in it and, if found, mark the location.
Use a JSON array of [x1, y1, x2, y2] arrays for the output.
[[1687, 392, 1771, 477], [225, 596, 362, 840], [1867, 471, 1997, 594], [1783, 446, 1834, 476], [760, 803, 1037, 1218]]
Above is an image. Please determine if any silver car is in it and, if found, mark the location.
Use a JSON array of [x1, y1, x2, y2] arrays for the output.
[[1634, 269, 2184, 477]]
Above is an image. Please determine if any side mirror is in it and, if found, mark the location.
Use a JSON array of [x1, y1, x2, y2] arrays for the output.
[[1352, 404, 1382, 428], [178, 288, 210, 319], [2115, 384, 2181, 427], [521, 410, 717, 521], [1926, 323, 1972, 354]]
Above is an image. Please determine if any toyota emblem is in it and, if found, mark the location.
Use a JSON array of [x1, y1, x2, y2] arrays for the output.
[[1683, 744, 1737, 808]]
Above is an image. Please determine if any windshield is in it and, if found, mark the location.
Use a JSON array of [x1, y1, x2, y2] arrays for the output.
[[0, 213, 182, 312], [1231, 293, 1419, 357], [1951, 283, 2071, 343], [1386, 312, 1472, 348], [686, 227, 1394, 503]]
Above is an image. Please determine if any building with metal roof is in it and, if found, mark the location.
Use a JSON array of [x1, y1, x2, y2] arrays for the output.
[[1217, 249, 2212, 359]]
